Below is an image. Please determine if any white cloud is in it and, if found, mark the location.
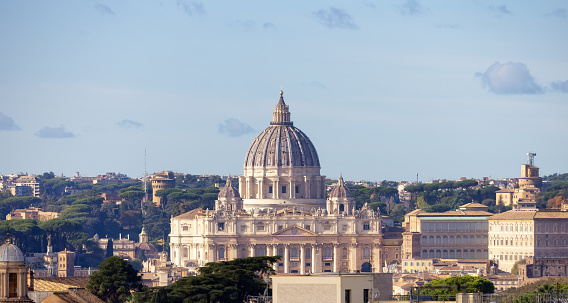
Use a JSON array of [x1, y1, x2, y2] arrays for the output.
[[117, 119, 143, 129], [0, 113, 20, 131], [399, 0, 424, 16], [313, 7, 358, 30], [218, 119, 254, 137], [551, 80, 568, 93], [177, 0, 205, 17], [544, 8, 567, 20], [94, 3, 114, 16], [489, 5, 513, 17], [35, 126, 75, 138], [476, 62, 543, 95]]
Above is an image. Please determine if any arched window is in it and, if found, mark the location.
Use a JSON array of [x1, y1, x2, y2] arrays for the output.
[[364, 247, 370, 258], [241, 248, 246, 258], [422, 236, 427, 243], [449, 235, 455, 245], [456, 235, 462, 245], [443, 236, 448, 244], [449, 250, 455, 258], [442, 250, 448, 258], [278, 248, 284, 257], [218, 247, 225, 259], [339, 204, 345, 212], [435, 250, 441, 258], [343, 247, 348, 259], [422, 250, 428, 257], [429, 236, 434, 245], [456, 249, 462, 259], [257, 246, 265, 257], [325, 247, 331, 258], [306, 248, 311, 258], [463, 250, 469, 259], [429, 250, 434, 258], [436, 236, 441, 245], [463, 236, 468, 245]]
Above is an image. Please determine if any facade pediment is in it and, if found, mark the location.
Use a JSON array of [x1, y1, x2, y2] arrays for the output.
[[272, 225, 317, 236]]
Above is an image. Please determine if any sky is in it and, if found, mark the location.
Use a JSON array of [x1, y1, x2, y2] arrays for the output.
[[1, 0, 567, 183]]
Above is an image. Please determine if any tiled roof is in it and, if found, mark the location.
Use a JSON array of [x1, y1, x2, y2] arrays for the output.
[[33, 277, 90, 291], [45, 288, 103, 303], [173, 208, 203, 219]]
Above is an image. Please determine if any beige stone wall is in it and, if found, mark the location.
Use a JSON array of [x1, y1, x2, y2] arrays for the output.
[[276, 283, 337, 303]]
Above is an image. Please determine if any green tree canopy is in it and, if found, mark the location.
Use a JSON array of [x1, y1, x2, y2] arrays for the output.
[[87, 256, 144, 303], [420, 275, 494, 297], [133, 256, 279, 303]]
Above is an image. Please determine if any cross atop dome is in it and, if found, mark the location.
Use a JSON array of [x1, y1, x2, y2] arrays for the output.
[[271, 90, 292, 125]]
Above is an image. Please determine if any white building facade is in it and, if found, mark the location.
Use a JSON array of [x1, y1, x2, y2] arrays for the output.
[[169, 91, 384, 274]]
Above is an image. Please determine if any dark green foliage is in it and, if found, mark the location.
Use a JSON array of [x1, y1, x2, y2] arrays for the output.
[[134, 256, 279, 303], [536, 181, 568, 209], [420, 276, 494, 297], [87, 256, 145, 303]]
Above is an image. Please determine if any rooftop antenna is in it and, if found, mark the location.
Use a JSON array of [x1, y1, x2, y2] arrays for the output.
[[142, 149, 148, 216], [416, 173, 419, 183], [527, 152, 536, 166]]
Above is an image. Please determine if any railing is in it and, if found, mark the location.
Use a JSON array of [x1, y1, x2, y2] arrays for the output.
[[483, 290, 568, 303]]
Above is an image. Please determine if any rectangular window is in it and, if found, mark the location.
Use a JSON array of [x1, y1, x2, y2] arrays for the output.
[[324, 225, 331, 231], [305, 225, 310, 231], [345, 289, 351, 303], [363, 223, 370, 230], [8, 273, 17, 297], [364, 289, 369, 303], [282, 186, 286, 193], [278, 225, 283, 231], [182, 225, 189, 231], [343, 225, 348, 231], [325, 262, 331, 266], [295, 186, 299, 193], [257, 225, 264, 231], [241, 225, 247, 232], [269, 186, 273, 193], [218, 222, 225, 231]]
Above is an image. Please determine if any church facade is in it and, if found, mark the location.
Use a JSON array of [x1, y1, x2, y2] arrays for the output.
[[169, 91, 384, 274]]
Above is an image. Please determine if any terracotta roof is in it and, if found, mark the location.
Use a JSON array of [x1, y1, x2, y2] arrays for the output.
[[45, 288, 103, 303], [173, 208, 204, 220], [489, 210, 537, 220], [33, 277, 90, 291], [496, 188, 515, 193], [487, 209, 568, 220], [461, 202, 488, 208]]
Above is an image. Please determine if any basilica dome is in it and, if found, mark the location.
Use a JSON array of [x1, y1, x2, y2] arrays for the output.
[[244, 91, 320, 168]]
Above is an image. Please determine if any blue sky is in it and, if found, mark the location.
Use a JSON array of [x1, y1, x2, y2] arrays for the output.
[[1, 0, 567, 182]]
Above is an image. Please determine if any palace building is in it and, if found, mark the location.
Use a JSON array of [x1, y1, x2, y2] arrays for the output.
[[169, 91, 384, 274]]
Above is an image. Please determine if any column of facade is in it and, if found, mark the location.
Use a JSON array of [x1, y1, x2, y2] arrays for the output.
[[210, 244, 216, 262], [275, 180, 280, 199], [349, 243, 358, 272], [250, 244, 255, 257], [284, 245, 290, 273], [305, 176, 311, 199], [19, 268, 26, 297], [316, 177, 322, 199], [199, 244, 206, 265], [311, 245, 319, 273], [373, 243, 382, 273], [176, 244, 182, 265], [333, 244, 339, 273], [300, 245, 306, 275], [272, 245, 278, 271], [258, 179, 264, 199], [290, 179, 295, 199]]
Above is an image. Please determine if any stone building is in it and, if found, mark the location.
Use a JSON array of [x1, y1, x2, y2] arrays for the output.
[[488, 209, 568, 273], [401, 203, 493, 261], [518, 257, 568, 278], [169, 91, 384, 274], [151, 171, 175, 206], [495, 155, 542, 209]]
